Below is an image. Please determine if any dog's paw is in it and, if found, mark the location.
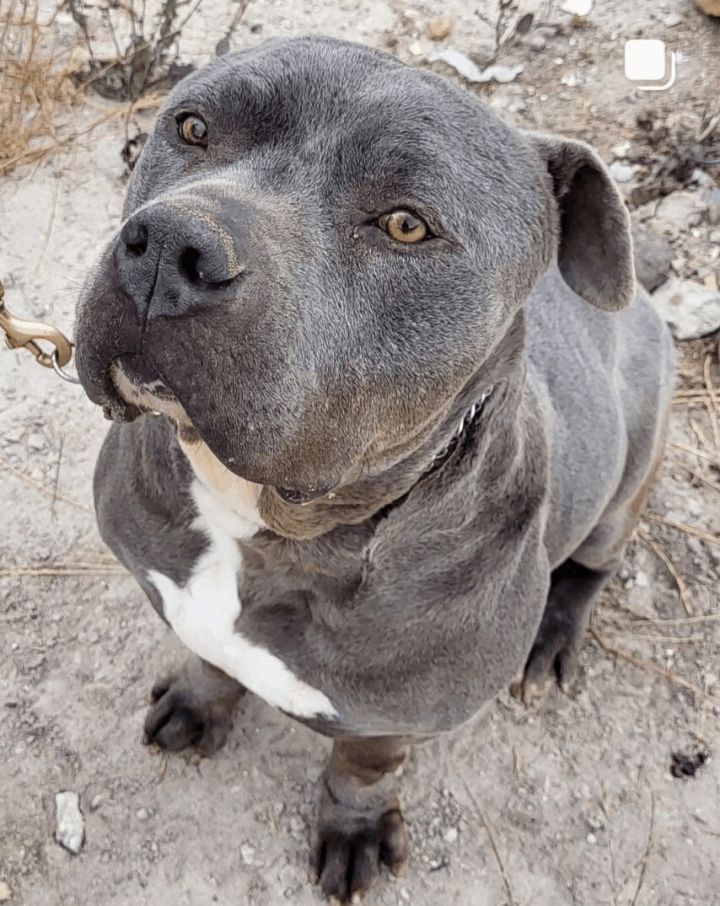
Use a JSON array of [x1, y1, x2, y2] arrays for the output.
[[511, 614, 585, 708], [309, 799, 408, 903], [143, 661, 243, 756]]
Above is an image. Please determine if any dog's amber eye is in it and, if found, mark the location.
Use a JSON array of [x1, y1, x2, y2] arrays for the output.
[[177, 113, 208, 147], [379, 210, 428, 243]]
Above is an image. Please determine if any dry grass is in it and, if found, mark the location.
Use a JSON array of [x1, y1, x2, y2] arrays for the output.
[[0, 0, 79, 173], [0, 1, 172, 176]]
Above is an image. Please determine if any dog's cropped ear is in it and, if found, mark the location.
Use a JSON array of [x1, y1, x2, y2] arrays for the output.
[[527, 132, 636, 311]]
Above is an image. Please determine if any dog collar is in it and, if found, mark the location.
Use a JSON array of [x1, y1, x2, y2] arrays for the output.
[[429, 386, 494, 473]]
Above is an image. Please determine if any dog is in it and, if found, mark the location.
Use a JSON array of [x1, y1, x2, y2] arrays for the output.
[[75, 36, 673, 903]]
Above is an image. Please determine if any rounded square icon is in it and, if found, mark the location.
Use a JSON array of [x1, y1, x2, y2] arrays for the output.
[[624, 39, 667, 82]]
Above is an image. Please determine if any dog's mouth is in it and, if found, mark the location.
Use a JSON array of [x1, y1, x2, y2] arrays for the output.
[[108, 356, 333, 506], [108, 356, 196, 432]]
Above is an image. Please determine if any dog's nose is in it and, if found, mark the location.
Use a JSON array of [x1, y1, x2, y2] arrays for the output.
[[115, 201, 244, 321]]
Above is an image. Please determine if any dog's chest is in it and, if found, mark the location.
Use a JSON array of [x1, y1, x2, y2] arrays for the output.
[[147, 441, 338, 720]]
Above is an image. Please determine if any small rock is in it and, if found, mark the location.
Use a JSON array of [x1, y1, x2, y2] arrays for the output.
[[27, 433, 45, 451], [135, 808, 150, 821], [633, 229, 674, 292], [586, 832, 597, 844], [695, 0, 720, 15], [408, 40, 423, 56], [55, 791, 85, 854], [561, 0, 592, 15], [528, 33, 547, 51], [0, 882, 11, 902], [240, 843, 255, 865], [656, 190, 707, 230], [652, 277, 720, 340], [609, 160, 635, 183], [663, 12, 683, 26], [443, 826, 459, 843], [611, 140, 632, 158], [427, 18, 452, 41]]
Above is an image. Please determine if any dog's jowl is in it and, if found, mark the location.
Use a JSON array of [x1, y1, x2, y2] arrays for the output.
[[75, 36, 673, 903]]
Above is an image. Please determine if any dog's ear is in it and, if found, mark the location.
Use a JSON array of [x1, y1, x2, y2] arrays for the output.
[[527, 132, 635, 311]]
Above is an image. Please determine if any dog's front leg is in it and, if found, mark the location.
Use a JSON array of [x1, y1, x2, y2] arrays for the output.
[[310, 736, 410, 903]]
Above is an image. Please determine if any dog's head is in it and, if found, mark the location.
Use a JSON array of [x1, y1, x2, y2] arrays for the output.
[[76, 36, 634, 499]]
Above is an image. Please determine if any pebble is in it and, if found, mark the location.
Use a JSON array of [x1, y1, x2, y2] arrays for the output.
[[240, 843, 256, 865], [443, 826, 459, 843], [633, 229, 674, 292], [561, 0, 593, 15], [27, 433, 45, 451], [55, 791, 85, 854], [652, 277, 720, 340], [609, 160, 635, 183], [695, 0, 720, 15], [136, 808, 150, 821], [408, 40, 422, 56], [528, 34, 547, 51], [426, 18, 452, 41], [0, 882, 11, 902], [663, 12, 683, 26], [656, 191, 707, 230]]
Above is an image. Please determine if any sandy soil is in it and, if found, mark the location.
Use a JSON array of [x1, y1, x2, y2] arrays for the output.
[[1, 2, 719, 905]]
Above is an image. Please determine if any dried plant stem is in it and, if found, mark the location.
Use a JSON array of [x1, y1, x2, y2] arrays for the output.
[[590, 629, 714, 702], [637, 529, 693, 616], [0, 566, 124, 577], [0, 455, 89, 511], [670, 442, 720, 467], [645, 513, 719, 548], [703, 354, 720, 450]]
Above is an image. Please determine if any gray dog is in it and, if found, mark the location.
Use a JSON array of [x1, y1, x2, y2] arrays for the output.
[[75, 36, 673, 902]]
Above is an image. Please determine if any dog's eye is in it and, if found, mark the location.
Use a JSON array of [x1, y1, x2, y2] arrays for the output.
[[379, 210, 429, 244], [177, 113, 208, 148]]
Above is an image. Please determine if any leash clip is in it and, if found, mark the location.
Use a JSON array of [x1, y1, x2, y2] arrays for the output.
[[0, 279, 80, 383]]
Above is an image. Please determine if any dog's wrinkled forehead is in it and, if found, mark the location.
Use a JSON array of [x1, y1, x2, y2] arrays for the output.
[[129, 37, 545, 247]]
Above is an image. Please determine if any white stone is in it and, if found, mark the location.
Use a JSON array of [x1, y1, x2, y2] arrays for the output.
[[652, 278, 720, 340], [656, 191, 707, 230], [55, 791, 85, 854], [609, 161, 635, 183], [0, 882, 12, 902], [561, 0, 592, 15]]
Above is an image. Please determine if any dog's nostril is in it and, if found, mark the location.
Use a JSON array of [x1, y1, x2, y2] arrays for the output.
[[179, 247, 202, 284], [124, 222, 149, 257]]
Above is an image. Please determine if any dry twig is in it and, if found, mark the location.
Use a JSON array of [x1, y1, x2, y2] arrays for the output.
[[637, 529, 693, 616]]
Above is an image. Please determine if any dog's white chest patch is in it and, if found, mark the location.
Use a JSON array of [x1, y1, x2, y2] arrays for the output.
[[147, 469, 337, 721]]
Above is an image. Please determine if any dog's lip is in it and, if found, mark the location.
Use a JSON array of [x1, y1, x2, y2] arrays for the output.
[[275, 485, 336, 505], [107, 359, 189, 422]]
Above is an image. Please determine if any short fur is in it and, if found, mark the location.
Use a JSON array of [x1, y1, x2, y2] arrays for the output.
[[75, 37, 673, 902]]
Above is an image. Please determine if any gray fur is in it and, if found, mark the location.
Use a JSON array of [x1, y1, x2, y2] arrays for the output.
[[75, 36, 673, 899]]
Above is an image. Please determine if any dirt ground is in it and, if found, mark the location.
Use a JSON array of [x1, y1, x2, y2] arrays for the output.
[[1, 1, 719, 905]]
